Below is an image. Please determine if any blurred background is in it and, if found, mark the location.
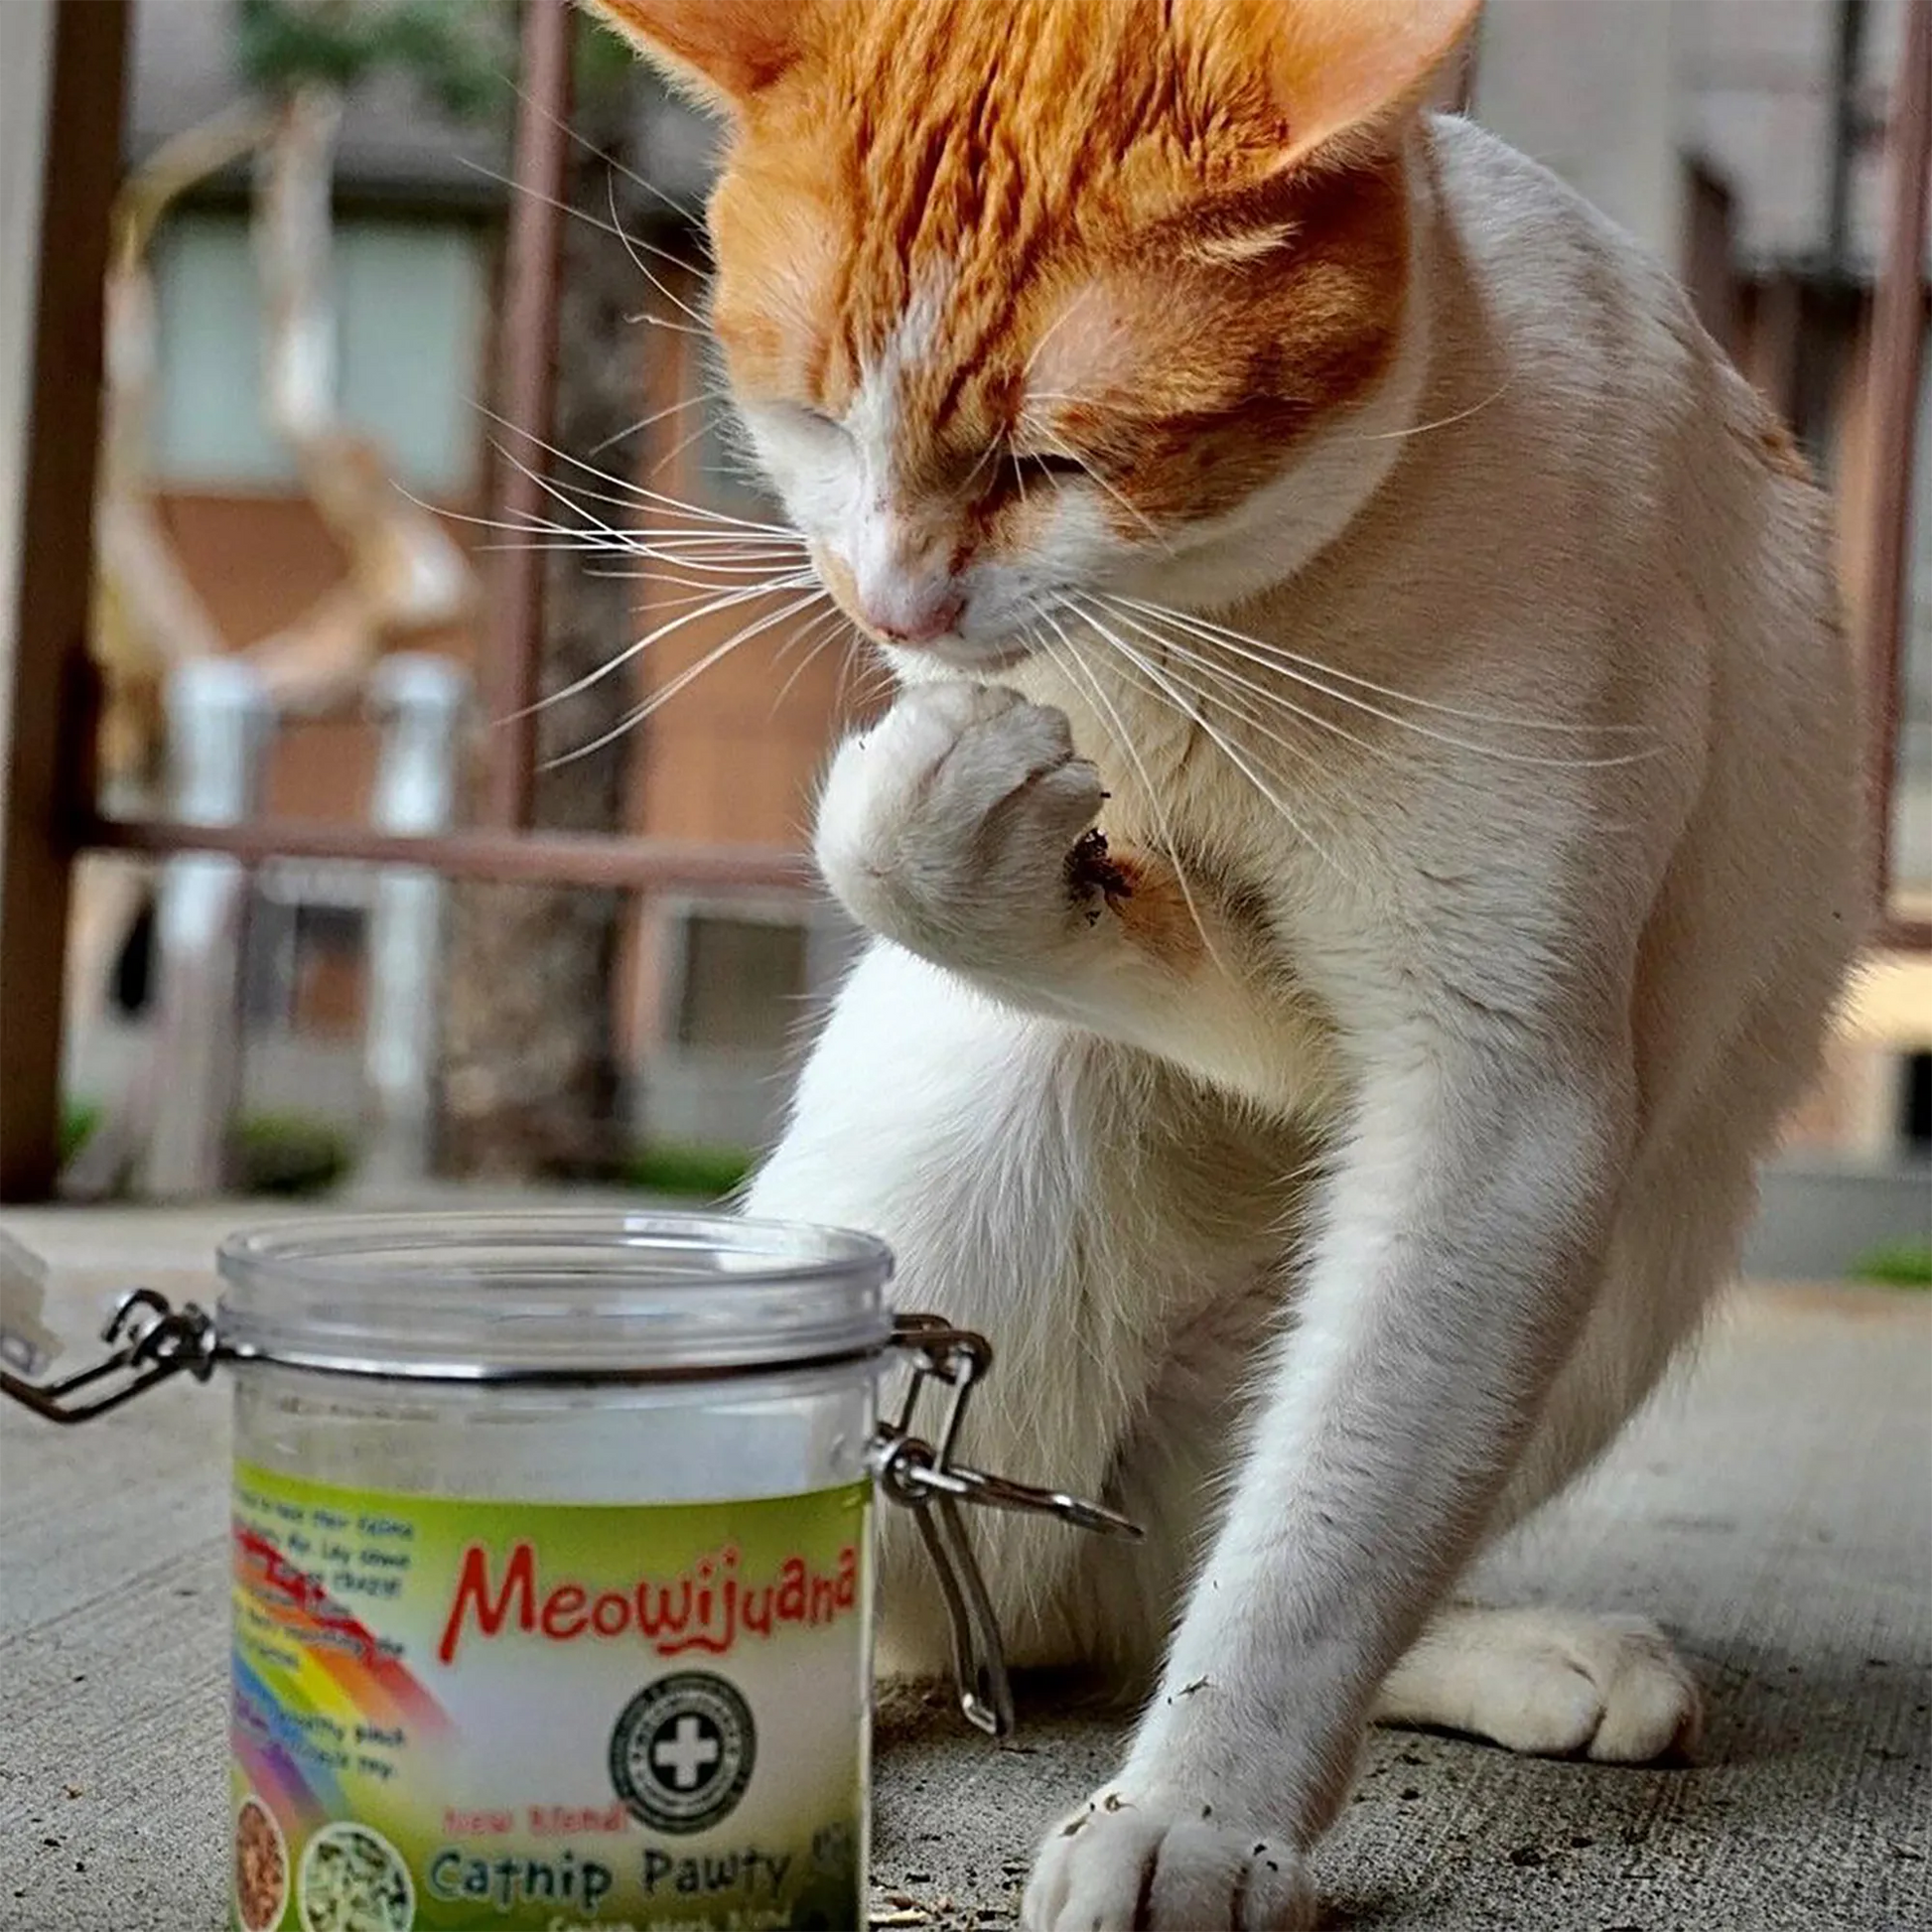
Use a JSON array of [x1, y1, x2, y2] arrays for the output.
[[0, 0, 1925, 1287]]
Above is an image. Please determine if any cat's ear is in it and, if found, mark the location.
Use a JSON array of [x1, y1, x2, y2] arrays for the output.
[[1230, 0, 1483, 168], [575, 1, 804, 116]]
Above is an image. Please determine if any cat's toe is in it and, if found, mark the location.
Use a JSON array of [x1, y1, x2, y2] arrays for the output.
[[1379, 1605, 1703, 1762], [1022, 1790, 1313, 1932], [1576, 1615, 1704, 1761]]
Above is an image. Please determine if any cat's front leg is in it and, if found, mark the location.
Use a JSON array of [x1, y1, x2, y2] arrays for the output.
[[1023, 1037, 1635, 1931]]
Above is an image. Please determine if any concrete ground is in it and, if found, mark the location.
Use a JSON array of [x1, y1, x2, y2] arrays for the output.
[[1, 1204, 1927, 1931]]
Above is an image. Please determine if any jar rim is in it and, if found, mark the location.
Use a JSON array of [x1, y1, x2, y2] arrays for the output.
[[215, 1210, 896, 1380]]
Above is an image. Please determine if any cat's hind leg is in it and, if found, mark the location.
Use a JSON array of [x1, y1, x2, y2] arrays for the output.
[[1368, 1091, 1760, 1763]]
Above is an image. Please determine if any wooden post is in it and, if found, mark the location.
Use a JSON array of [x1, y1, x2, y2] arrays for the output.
[[0, 0, 130, 1201], [485, 0, 576, 829], [1863, 0, 1932, 932]]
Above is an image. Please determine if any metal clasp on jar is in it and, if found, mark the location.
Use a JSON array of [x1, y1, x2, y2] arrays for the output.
[[872, 1314, 1141, 1737], [0, 1287, 219, 1423]]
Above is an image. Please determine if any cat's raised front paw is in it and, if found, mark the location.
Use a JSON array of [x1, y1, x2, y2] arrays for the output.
[[815, 682, 1104, 974], [1022, 1788, 1313, 1932]]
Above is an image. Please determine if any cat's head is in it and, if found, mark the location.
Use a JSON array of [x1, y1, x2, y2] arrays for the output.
[[582, 0, 1476, 671]]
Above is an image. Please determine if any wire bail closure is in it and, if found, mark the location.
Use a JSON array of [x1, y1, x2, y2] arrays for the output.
[[0, 1293, 1141, 1738], [0, 1287, 220, 1424], [872, 1314, 1141, 1735]]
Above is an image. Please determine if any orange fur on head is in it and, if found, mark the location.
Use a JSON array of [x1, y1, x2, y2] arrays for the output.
[[585, 1, 806, 111], [580, 0, 1478, 558]]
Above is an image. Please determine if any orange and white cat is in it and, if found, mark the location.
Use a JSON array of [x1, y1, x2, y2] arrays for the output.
[[585, 2, 1863, 1925]]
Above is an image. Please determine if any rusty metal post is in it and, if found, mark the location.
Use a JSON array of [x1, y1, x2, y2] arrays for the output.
[[1863, 0, 1932, 933], [485, 0, 576, 829], [0, 0, 129, 1201]]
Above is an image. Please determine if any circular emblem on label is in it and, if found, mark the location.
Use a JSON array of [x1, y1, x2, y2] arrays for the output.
[[609, 1672, 757, 1834]]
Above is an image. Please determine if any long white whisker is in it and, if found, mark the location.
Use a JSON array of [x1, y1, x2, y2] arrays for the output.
[[496, 511, 802, 550], [960, 440, 1000, 492], [835, 626, 897, 720], [592, 530, 805, 564], [1355, 379, 1513, 444], [522, 559, 819, 598], [614, 479, 795, 536], [454, 154, 698, 297], [520, 578, 816, 719], [1112, 593, 1648, 739], [495, 441, 700, 565], [606, 171, 713, 330], [621, 307, 710, 338], [1037, 607, 1230, 978], [585, 387, 728, 461], [1100, 600, 1399, 769], [544, 591, 827, 768], [1109, 595, 1657, 764], [630, 577, 815, 615], [771, 608, 854, 713], [396, 487, 799, 563], [1023, 286, 1096, 378], [492, 446, 809, 594], [646, 413, 725, 485], [488, 515, 799, 550], [476, 404, 799, 534], [491, 82, 706, 231], [1020, 420, 1166, 545], [1070, 601, 1354, 881], [513, 540, 807, 567]]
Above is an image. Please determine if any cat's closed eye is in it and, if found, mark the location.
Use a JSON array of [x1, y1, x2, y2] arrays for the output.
[[784, 401, 844, 435], [1005, 449, 1088, 486]]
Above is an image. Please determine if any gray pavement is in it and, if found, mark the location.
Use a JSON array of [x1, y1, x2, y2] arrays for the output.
[[1, 1205, 1927, 1931]]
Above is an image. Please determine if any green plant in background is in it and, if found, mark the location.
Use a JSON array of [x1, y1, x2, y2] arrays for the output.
[[236, 0, 517, 121], [58, 1103, 351, 1196], [229, 1113, 355, 1197], [621, 1142, 757, 1202], [60, 1101, 103, 1167], [1850, 1242, 1932, 1290], [239, 0, 653, 125]]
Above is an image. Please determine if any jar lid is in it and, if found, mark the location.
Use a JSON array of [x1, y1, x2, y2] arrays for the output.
[[215, 1211, 895, 1382]]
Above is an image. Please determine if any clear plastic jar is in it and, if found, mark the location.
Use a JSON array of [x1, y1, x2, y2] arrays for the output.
[[216, 1212, 893, 1932]]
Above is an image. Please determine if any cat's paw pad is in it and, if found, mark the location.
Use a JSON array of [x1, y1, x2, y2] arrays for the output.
[[815, 682, 1103, 967], [1022, 1790, 1312, 1932], [1381, 1607, 1703, 1762]]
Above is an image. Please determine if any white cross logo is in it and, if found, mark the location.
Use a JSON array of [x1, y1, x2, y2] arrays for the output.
[[651, 1715, 721, 1791]]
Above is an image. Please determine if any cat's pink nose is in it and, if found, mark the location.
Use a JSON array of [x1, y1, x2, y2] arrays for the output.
[[860, 581, 964, 645]]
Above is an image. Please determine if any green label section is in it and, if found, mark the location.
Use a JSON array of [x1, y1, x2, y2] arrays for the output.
[[229, 1462, 870, 1930]]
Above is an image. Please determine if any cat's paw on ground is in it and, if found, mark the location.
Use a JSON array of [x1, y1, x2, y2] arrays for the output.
[[1021, 1789, 1313, 1932], [815, 682, 1103, 970], [1375, 1605, 1704, 1761]]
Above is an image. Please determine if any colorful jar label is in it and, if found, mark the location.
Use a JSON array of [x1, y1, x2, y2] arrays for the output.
[[229, 1461, 871, 1931]]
